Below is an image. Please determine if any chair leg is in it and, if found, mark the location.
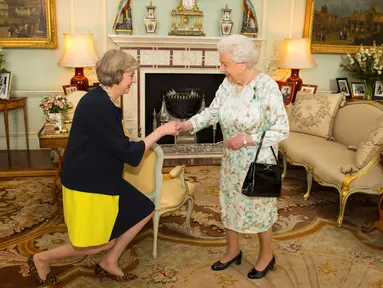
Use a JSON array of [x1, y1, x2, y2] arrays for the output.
[[304, 169, 313, 199], [185, 196, 194, 232], [152, 211, 161, 259]]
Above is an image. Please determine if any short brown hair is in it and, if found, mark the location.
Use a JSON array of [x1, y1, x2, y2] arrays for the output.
[[96, 49, 139, 86]]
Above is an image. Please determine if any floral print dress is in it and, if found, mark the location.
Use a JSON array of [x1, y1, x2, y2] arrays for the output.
[[189, 73, 289, 233]]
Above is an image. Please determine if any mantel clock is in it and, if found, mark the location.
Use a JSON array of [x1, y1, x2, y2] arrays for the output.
[[169, 0, 205, 36]]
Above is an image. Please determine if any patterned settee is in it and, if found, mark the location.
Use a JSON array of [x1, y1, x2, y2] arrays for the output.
[[279, 91, 383, 226]]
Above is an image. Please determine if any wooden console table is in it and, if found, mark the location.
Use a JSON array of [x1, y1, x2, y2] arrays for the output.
[[0, 97, 30, 155], [38, 126, 68, 209]]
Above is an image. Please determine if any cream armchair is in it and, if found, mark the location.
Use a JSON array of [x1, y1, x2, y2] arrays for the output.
[[122, 143, 194, 259]]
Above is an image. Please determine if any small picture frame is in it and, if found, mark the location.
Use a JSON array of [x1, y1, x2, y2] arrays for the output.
[[62, 85, 78, 95], [336, 78, 351, 98], [350, 82, 365, 99], [374, 80, 383, 99], [300, 84, 318, 94], [276, 81, 296, 105], [0, 72, 12, 100]]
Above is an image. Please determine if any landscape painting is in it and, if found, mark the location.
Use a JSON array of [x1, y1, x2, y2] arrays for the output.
[[0, 0, 57, 48], [304, 0, 383, 54]]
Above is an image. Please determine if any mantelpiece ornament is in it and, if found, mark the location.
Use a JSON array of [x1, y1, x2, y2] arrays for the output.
[[169, 0, 205, 36]]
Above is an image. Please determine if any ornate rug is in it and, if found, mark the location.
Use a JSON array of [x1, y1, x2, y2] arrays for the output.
[[0, 166, 382, 287]]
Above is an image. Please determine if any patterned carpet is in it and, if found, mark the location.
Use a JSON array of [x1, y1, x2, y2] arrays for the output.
[[0, 165, 382, 287]]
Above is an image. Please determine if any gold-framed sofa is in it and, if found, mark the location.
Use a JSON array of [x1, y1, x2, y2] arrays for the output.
[[280, 92, 383, 226]]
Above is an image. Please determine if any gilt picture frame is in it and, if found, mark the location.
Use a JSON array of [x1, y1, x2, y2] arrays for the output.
[[303, 0, 383, 54], [0, 0, 57, 48]]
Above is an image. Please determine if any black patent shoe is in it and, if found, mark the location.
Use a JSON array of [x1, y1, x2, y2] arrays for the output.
[[247, 255, 275, 279], [211, 250, 242, 271]]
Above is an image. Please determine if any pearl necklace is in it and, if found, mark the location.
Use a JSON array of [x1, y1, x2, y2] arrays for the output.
[[100, 85, 118, 106]]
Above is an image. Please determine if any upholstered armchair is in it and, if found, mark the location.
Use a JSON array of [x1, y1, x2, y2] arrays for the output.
[[122, 143, 194, 259]]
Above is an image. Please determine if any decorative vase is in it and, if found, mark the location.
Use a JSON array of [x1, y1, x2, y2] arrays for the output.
[[47, 112, 63, 132], [363, 78, 375, 100], [220, 4, 233, 36], [144, 1, 157, 34]]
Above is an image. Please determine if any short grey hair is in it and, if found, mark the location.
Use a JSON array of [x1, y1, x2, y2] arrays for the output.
[[217, 34, 260, 68], [96, 49, 139, 86]]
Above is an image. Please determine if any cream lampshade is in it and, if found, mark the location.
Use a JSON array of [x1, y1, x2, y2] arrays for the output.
[[58, 33, 98, 91], [278, 38, 316, 100]]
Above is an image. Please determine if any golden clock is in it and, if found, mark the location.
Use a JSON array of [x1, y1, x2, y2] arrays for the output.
[[169, 0, 205, 36]]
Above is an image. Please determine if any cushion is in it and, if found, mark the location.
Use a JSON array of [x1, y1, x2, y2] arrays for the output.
[[289, 92, 344, 138], [122, 150, 156, 193], [280, 132, 354, 175], [161, 178, 187, 208], [356, 115, 383, 169], [332, 102, 383, 147]]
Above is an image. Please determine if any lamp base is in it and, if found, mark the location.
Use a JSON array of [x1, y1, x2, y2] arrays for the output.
[[70, 67, 89, 91], [286, 69, 302, 103]]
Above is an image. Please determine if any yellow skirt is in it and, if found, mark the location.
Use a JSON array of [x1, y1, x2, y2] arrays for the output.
[[63, 186, 119, 247]]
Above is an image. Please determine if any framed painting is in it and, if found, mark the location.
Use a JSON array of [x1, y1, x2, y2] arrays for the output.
[[0, 0, 57, 48], [303, 0, 383, 54]]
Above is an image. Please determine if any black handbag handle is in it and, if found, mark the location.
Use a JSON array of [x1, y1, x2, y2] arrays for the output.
[[253, 131, 278, 163]]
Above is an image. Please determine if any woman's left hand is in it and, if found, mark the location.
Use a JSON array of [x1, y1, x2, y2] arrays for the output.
[[226, 134, 245, 150]]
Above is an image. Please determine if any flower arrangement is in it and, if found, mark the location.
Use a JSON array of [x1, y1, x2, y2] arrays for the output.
[[341, 43, 383, 76], [341, 43, 383, 99], [40, 94, 73, 115]]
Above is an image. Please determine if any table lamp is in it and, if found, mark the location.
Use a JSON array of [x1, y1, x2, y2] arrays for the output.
[[58, 33, 98, 91], [278, 38, 316, 100]]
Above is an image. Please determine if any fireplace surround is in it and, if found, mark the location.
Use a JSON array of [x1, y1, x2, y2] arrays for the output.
[[109, 35, 263, 139]]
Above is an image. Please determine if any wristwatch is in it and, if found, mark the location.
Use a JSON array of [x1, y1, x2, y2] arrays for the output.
[[243, 135, 248, 147]]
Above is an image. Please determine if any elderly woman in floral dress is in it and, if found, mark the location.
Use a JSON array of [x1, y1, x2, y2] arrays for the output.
[[178, 34, 289, 279]]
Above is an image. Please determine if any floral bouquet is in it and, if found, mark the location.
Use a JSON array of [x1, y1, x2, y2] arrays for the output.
[[341, 43, 383, 99], [40, 94, 73, 115]]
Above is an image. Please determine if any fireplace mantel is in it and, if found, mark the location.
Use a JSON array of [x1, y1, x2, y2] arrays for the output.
[[109, 34, 263, 49], [108, 34, 263, 137]]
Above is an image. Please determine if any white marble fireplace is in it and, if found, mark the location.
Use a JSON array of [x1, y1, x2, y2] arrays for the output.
[[109, 35, 262, 137]]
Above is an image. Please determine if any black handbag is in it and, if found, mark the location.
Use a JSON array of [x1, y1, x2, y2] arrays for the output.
[[241, 131, 282, 198]]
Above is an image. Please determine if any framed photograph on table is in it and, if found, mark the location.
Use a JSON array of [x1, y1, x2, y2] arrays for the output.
[[62, 85, 78, 95], [276, 81, 296, 105], [0, 72, 12, 100], [350, 82, 365, 99], [374, 80, 383, 100], [336, 78, 351, 99], [300, 84, 318, 94]]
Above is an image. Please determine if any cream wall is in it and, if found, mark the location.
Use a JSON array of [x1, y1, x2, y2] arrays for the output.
[[1, 0, 348, 150]]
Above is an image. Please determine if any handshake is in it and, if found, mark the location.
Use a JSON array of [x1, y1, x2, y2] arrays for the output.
[[158, 121, 193, 136]]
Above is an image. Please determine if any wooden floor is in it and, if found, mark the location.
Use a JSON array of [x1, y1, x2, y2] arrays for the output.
[[0, 150, 58, 177]]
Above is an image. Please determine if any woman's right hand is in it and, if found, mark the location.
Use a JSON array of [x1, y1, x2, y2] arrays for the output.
[[158, 121, 179, 136], [177, 121, 193, 132]]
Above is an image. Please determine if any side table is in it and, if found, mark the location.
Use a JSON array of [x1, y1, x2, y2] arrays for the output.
[[0, 97, 30, 154], [38, 126, 68, 209]]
